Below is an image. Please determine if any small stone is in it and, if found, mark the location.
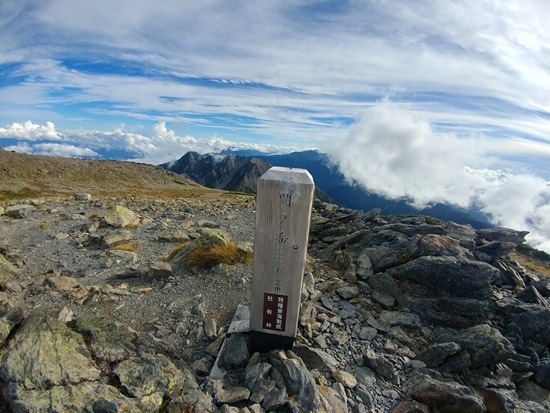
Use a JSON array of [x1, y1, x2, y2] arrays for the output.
[[191, 358, 211, 376], [102, 231, 133, 248], [407, 360, 427, 369], [192, 302, 206, 317], [339, 309, 355, 320], [359, 326, 377, 341], [378, 311, 422, 329], [331, 331, 350, 346], [104, 205, 140, 228], [206, 334, 226, 354], [406, 370, 485, 413], [248, 404, 264, 413], [262, 387, 287, 412], [220, 405, 240, 413], [292, 345, 339, 374], [204, 318, 217, 339], [314, 335, 328, 349], [55, 306, 74, 323], [372, 290, 395, 309], [73, 193, 92, 201], [333, 370, 357, 389], [337, 285, 360, 300], [148, 261, 174, 280], [214, 384, 251, 404], [198, 219, 220, 228], [218, 333, 250, 370], [415, 342, 462, 368], [157, 230, 190, 243], [3, 281, 22, 293], [363, 348, 395, 380], [356, 253, 374, 280]]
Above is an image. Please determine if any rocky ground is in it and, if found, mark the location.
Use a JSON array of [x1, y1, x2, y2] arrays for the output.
[[0, 151, 550, 412]]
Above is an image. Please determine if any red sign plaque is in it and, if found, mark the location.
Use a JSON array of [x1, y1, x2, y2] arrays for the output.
[[262, 293, 288, 332]]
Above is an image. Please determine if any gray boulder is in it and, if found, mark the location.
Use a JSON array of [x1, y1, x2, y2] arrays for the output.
[[415, 342, 462, 368], [114, 353, 189, 399], [0, 314, 102, 390], [269, 350, 323, 412], [476, 227, 529, 245], [436, 324, 515, 369], [409, 297, 490, 328], [104, 205, 140, 228], [406, 369, 485, 413], [409, 233, 474, 260], [386, 256, 499, 299], [497, 299, 550, 347], [534, 360, 550, 390], [5, 204, 35, 218], [74, 315, 138, 363]]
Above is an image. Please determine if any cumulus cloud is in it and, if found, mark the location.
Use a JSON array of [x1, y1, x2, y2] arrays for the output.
[[5, 142, 99, 158], [1, 121, 295, 165], [133, 122, 294, 164], [0, 121, 61, 140], [323, 102, 488, 208], [324, 102, 550, 252]]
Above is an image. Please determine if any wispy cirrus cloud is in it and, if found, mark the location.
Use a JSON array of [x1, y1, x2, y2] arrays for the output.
[[1, 1, 549, 152], [1, 1, 550, 249]]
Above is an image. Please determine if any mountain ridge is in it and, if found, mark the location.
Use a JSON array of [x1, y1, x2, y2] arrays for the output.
[[164, 149, 492, 229], [160, 151, 271, 193]]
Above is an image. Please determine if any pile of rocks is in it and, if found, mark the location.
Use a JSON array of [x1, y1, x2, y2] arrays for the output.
[[0, 195, 549, 412]]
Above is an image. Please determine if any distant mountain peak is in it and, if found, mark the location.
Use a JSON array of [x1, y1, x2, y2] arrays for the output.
[[160, 152, 271, 193], [160, 150, 492, 228]]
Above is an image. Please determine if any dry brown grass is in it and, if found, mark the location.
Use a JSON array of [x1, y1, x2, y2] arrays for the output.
[[0, 150, 229, 203], [38, 222, 51, 230], [166, 243, 189, 262], [110, 243, 140, 253], [184, 241, 253, 270], [511, 248, 550, 278]]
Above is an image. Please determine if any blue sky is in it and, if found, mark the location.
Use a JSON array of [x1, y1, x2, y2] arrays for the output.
[[1, 0, 550, 251]]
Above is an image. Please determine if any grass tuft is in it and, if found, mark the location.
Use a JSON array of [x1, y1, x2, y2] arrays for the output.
[[111, 243, 139, 253], [166, 243, 189, 262], [184, 241, 253, 270]]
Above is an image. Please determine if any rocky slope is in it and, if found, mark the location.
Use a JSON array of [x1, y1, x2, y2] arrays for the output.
[[0, 150, 210, 202], [0, 151, 549, 412]]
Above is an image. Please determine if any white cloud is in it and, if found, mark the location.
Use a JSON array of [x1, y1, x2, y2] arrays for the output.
[[479, 174, 550, 253], [5, 142, 99, 158], [325, 102, 550, 253], [323, 102, 487, 208], [0, 121, 296, 165], [0, 120, 61, 140], [135, 122, 297, 164]]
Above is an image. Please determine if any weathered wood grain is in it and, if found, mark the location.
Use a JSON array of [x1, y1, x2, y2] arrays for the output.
[[250, 167, 314, 341]]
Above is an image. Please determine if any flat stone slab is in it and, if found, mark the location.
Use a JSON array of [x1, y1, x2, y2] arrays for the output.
[[210, 303, 251, 379], [227, 304, 251, 334]]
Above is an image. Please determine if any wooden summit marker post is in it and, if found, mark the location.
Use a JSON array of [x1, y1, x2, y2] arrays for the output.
[[250, 167, 314, 353]]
